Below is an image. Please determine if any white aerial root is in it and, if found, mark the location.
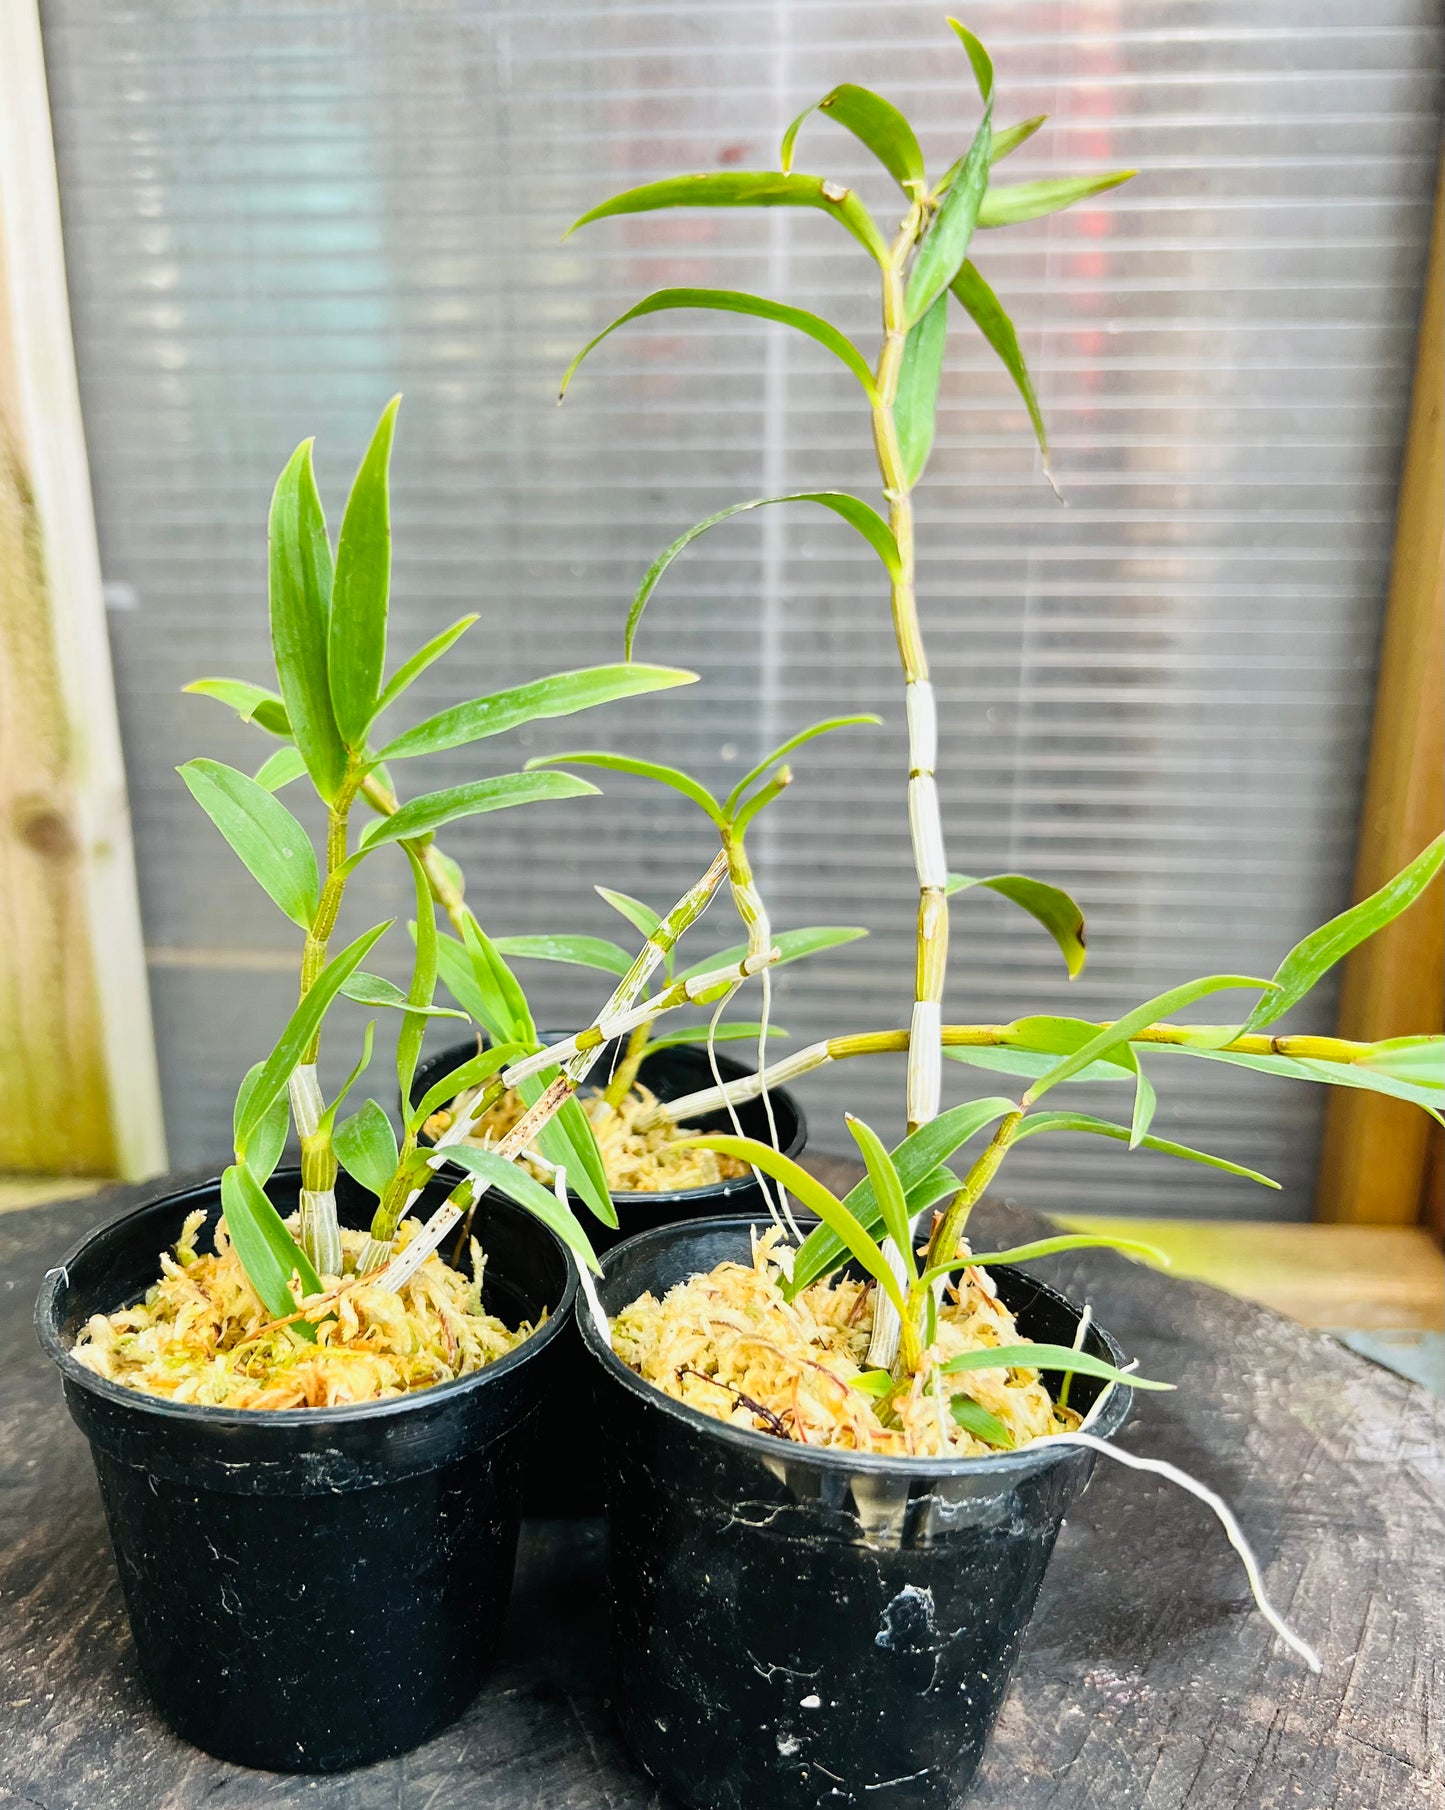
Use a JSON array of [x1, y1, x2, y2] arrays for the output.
[[1051, 1429, 1323, 1673]]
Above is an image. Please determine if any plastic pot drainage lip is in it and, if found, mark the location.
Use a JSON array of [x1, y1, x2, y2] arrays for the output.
[[34, 1167, 577, 1774], [412, 1034, 808, 1515], [577, 1214, 1132, 1810]]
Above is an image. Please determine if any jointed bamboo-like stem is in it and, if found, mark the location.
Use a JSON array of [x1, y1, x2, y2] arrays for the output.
[[639, 1022, 1395, 1127]]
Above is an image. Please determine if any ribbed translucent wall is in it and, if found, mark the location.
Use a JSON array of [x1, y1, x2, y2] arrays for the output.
[[40, 1, 1442, 1214]]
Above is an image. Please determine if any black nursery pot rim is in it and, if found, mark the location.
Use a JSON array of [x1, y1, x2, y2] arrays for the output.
[[578, 1211, 1132, 1482], [413, 1033, 808, 1206], [35, 1167, 580, 1433]]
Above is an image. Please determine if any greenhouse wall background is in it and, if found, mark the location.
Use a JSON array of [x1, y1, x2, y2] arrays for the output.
[[39, 0, 1444, 1214]]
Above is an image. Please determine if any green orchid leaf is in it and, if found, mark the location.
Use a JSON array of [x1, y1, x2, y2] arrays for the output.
[[621, 493, 899, 659], [358, 771, 599, 849], [443, 1144, 602, 1274], [943, 1044, 1129, 1084], [939, 1341, 1171, 1390], [724, 715, 881, 816], [319, 1021, 376, 1133], [788, 1097, 1017, 1296], [221, 1163, 322, 1330], [677, 925, 867, 988], [372, 614, 480, 721], [846, 1115, 917, 1284], [977, 171, 1135, 228], [1152, 1044, 1445, 1118], [184, 677, 292, 737], [525, 751, 722, 827], [560, 288, 876, 401], [928, 1231, 1170, 1283], [234, 921, 392, 1153], [179, 758, 319, 929], [328, 396, 399, 747], [950, 262, 1049, 468], [526, 1078, 617, 1228], [677, 1135, 910, 1322], [232, 1060, 290, 1185], [850, 1368, 894, 1399], [905, 31, 992, 326], [253, 745, 308, 792], [1023, 977, 1272, 1105], [895, 294, 949, 488], [781, 83, 925, 192], [460, 913, 536, 1043], [565, 171, 889, 262], [337, 972, 466, 1018], [1353, 1036, 1445, 1087], [334, 1099, 401, 1200], [376, 663, 696, 763], [408, 1042, 528, 1132], [1243, 836, 1444, 1032], [645, 1022, 788, 1051], [396, 847, 438, 1105], [935, 115, 1048, 198], [949, 1396, 1014, 1448], [1014, 1111, 1280, 1188], [268, 439, 346, 800], [595, 886, 662, 943], [947, 872, 1086, 978], [992, 1012, 1152, 1142], [491, 934, 634, 978]]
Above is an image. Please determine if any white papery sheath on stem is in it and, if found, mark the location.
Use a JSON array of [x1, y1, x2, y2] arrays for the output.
[[289, 1063, 343, 1277]]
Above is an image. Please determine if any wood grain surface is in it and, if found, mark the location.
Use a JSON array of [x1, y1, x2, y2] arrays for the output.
[[3, 1175, 1442, 1810]]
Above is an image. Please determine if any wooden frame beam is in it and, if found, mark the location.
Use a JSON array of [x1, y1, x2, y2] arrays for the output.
[[1316, 168, 1444, 1227], [0, 1, 166, 1179]]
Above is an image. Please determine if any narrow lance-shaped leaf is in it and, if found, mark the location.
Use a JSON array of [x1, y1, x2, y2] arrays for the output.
[[179, 759, 319, 929], [254, 746, 308, 792], [435, 929, 522, 1044], [895, 294, 949, 488], [621, 493, 900, 659], [338, 973, 466, 1017], [904, 23, 993, 325], [409, 1043, 530, 1133], [1023, 975, 1273, 1106], [725, 715, 881, 816], [318, 1021, 376, 1133], [787, 1098, 1019, 1295], [977, 171, 1135, 229], [1152, 1044, 1445, 1119], [939, 1342, 1171, 1390], [950, 262, 1049, 471], [1354, 1036, 1445, 1087], [269, 440, 347, 800], [947, 873, 1086, 977], [596, 886, 662, 942], [677, 924, 868, 988], [935, 115, 1048, 197], [358, 771, 599, 850], [235, 920, 392, 1153], [444, 1144, 602, 1274], [185, 677, 291, 736], [233, 1061, 290, 1186], [334, 1100, 401, 1199], [329, 395, 399, 746], [565, 171, 889, 263], [950, 1397, 1014, 1449], [460, 914, 536, 1043], [377, 664, 697, 763], [560, 289, 877, 402], [397, 846, 437, 1105], [527, 1077, 617, 1228], [372, 614, 479, 722], [646, 1022, 788, 1051], [923, 1231, 1170, 1287], [221, 1163, 323, 1331], [781, 83, 925, 192], [676, 1136, 911, 1322], [1242, 835, 1443, 1033], [846, 1116, 917, 1284], [491, 934, 634, 978], [943, 1045, 1130, 1084], [1012, 1111, 1280, 1189], [526, 751, 723, 827]]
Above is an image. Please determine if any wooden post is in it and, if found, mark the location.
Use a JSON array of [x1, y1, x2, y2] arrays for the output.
[[0, 2, 166, 1180], [1316, 169, 1444, 1228]]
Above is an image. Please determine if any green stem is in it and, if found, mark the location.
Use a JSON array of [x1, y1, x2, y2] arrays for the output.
[[923, 1110, 1025, 1278]]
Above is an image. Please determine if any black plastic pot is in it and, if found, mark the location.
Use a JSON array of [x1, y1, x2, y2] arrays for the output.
[[579, 1216, 1132, 1810], [35, 1168, 576, 1773], [412, 1033, 807, 1254], [414, 1035, 807, 1514]]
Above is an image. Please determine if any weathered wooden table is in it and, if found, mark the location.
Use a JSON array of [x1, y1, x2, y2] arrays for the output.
[[3, 1175, 1442, 1809]]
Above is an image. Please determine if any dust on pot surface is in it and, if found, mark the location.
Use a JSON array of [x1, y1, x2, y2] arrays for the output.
[[578, 1216, 1130, 1810], [35, 1168, 576, 1774], [412, 1034, 807, 1251]]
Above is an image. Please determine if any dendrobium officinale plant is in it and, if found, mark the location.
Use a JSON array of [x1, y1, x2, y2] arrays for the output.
[[556, 14, 1445, 1371], [183, 394, 746, 1324]]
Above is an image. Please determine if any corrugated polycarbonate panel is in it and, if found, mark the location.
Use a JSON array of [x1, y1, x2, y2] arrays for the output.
[[40, 0, 1442, 1215]]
